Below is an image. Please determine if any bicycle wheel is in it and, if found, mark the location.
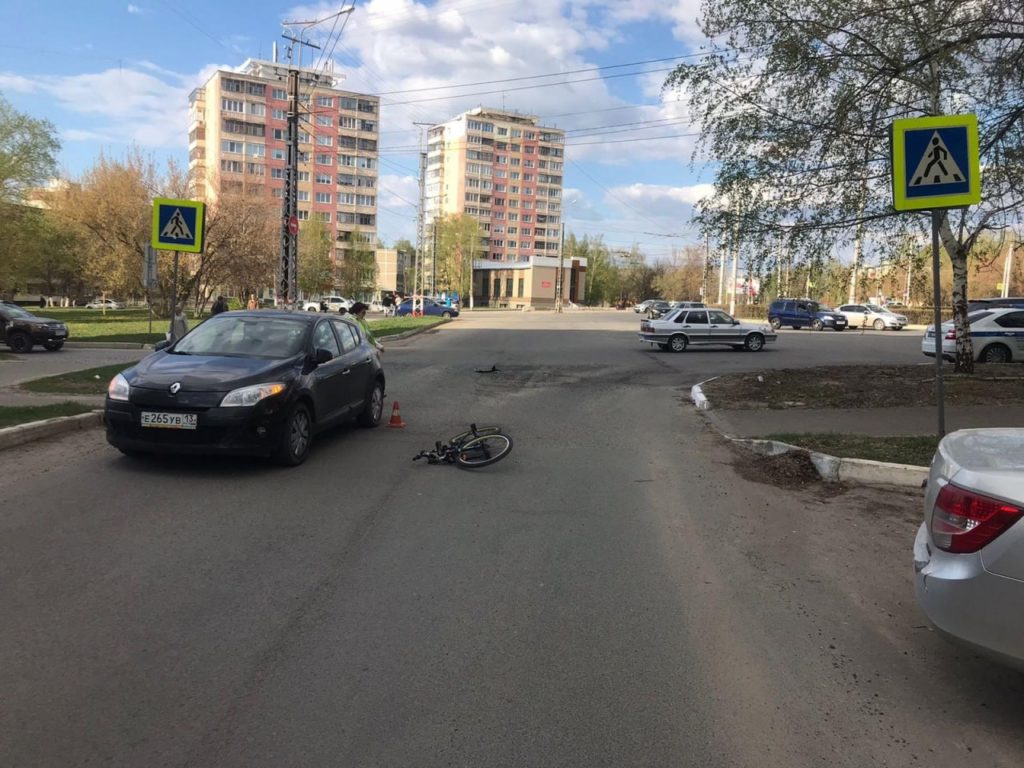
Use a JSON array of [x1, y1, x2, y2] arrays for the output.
[[449, 425, 502, 447], [455, 433, 513, 468]]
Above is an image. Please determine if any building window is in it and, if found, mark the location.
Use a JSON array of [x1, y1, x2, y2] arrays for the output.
[[271, 168, 285, 179], [317, 96, 334, 108], [493, 278, 501, 296], [511, 128, 522, 138], [316, 154, 332, 165], [361, 120, 376, 132], [271, 188, 284, 198], [358, 99, 376, 113], [511, 157, 521, 166], [297, 191, 310, 202], [245, 143, 266, 157], [272, 148, 285, 161], [221, 98, 244, 112], [248, 103, 266, 117], [359, 213, 375, 226], [497, 127, 508, 136], [315, 192, 331, 203], [221, 140, 243, 153], [339, 154, 356, 167], [245, 162, 264, 176], [356, 194, 375, 206], [297, 210, 309, 220], [340, 116, 358, 129], [339, 192, 355, 204], [273, 128, 285, 140], [222, 78, 244, 93], [316, 173, 332, 184], [510, 186, 519, 194], [299, 130, 311, 143], [525, 145, 535, 154], [271, 108, 285, 120], [522, 215, 532, 222], [518, 278, 524, 297], [357, 157, 376, 169], [298, 171, 310, 182], [340, 97, 358, 110], [508, 213, 519, 221], [220, 159, 243, 173], [317, 212, 331, 222], [246, 82, 265, 96], [272, 87, 286, 100], [506, 278, 513, 296], [316, 115, 333, 126], [508, 241, 517, 249]]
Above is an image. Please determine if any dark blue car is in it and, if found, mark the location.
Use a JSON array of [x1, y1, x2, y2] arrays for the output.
[[395, 298, 459, 318], [767, 299, 848, 331]]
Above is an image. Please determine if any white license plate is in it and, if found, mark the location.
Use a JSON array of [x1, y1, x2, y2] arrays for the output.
[[54, 330, 66, 337], [140, 412, 197, 430]]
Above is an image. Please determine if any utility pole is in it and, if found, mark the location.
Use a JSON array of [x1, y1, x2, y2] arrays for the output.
[[415, 148, 427, 316], [556, 221, 566, 312], [432, 221, 438, 297], [702, 232, 710, 302]]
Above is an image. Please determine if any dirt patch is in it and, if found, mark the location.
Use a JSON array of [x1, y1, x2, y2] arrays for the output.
[[703, 364, 1024, 409], [732, 447, 824, 489]]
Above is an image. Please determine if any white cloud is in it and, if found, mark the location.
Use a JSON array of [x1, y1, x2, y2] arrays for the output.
[[607, 182, 714, 212], [127, 4, 144, 14]]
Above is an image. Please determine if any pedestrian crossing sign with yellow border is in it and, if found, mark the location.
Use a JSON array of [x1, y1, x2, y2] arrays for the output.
[[890, 114, 980, 211], [151, 198, 206, 252]]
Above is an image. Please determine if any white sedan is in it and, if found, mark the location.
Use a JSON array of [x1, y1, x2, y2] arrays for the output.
[[84, 298, 125, 310], [922, 307, 1024, 363], [837, 303, 907, 330], [639, 307, 777, 352]]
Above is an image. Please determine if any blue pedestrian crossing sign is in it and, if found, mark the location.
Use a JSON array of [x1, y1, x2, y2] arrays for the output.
[[890, 114, 980, 211], [151, 198, 206, 252]]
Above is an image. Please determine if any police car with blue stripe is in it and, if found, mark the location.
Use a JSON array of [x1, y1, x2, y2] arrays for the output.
[[923, 307, 1024, 363]]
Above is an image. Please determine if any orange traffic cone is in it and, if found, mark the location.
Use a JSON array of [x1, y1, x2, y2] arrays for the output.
[[387, 401, 406, 428]]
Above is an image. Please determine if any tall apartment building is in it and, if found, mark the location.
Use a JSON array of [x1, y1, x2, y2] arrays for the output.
[[188, 57, 380, 266], [424, 108, 585, 308]]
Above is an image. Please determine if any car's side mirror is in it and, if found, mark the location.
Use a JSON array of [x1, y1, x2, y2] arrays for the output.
[[733, 320, 740, 325], [313, 348, 333, 365], [154, 339, 171, 352]]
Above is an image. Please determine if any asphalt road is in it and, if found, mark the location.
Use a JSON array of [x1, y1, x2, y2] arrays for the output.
[[3, 311, 1022, 767]]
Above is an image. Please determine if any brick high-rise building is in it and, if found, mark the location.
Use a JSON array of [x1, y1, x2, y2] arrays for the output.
[[188, 58, 380, 266], [423, 108, 584, 308]]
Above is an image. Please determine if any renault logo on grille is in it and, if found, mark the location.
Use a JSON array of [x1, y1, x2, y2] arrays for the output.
[[169, 382, 181, 395]]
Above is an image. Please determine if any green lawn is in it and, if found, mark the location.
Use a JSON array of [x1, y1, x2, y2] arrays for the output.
[[0, 402, 96, 428], [369, 316, 446, 337], [765, 433, 940, 467], [37, 307, 169, 344], [21, 362, 135, 396]]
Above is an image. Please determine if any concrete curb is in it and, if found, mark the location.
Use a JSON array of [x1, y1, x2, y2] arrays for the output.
[[64, 341, 154, 350], [692, 376, 927, 488], [0, 410, 103, 452]]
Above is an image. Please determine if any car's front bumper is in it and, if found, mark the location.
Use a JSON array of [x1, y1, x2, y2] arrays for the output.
[[913, 522, 1024, 668], [104, 397, 290, 456]]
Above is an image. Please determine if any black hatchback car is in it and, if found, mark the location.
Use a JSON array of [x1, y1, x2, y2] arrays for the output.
[[0, 302, 69, 352], [104, 311, 386, 465]]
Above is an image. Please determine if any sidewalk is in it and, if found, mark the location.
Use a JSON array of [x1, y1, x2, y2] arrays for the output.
[[705, 404, 1024, 437]]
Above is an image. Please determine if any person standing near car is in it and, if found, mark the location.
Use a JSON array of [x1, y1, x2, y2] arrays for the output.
[[246, 294, 259, 311], [170, 305, 189, 342], [349, 302, 383, 354], [382, 293, 394, 317], [211, 295, 228, 315]]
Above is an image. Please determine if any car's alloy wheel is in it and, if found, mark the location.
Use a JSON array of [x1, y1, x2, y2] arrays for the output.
[[744, 333, 765, 352], [769, 317, 781, 330], [811, 319, 823, 331], [669, 334, 687, 352], [441, 311, 452, 318], [358, 380, 385, 427], [981, 344, 1011, 364], [873, 318, 886, 331], [8, 332, 32, 353], [43, 340, 64, 352], [277, 403, 312, 466]]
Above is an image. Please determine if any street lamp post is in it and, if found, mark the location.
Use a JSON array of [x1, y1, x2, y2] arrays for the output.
[[556, 222, 566, 313]]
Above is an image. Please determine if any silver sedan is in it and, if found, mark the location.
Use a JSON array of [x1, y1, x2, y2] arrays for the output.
[[913, 429, 1024, 668], [837, 303, 907, 330]]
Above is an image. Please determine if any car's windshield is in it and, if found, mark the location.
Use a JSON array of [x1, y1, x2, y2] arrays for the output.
[[865, 304, 886, 312], [806, 302, 821, 313], [173, 316, 308, 359], [1, 304, 37, 320]]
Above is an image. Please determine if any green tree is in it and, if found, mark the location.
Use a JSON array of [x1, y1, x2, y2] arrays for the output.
[[435, 214, 483, 305], [653, 247, 704, 302], [0, 95, 59, 203], [298, 217, 334, 298], [666, 0, 1024, 372], [337, 245, 377, 299]]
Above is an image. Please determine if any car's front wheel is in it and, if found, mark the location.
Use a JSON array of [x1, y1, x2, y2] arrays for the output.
[[357, 379, 385, 427], [769, 317, 781, 330], [441, 311, 452, 318], [873, 318, 886, 331], [744, 333, 765, 352], [276, 402, 313, 466], [8, 332, 32, 353], [811, 319, 824, 331], [43, 340, 64, 351]]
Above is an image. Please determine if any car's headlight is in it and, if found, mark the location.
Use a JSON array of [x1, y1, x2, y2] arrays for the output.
[[220, 382, 286, 407], [107, 373, 130, 401]]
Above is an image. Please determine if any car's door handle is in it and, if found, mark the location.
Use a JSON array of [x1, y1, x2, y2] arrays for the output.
[[362, 357, 372, 363], [341, 369, 352, 375]]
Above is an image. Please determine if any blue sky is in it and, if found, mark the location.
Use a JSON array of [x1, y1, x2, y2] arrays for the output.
[[0, 0, 713, 257]]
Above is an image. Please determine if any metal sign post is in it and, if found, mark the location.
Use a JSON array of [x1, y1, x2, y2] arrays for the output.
[[890, 113, 981, 438]]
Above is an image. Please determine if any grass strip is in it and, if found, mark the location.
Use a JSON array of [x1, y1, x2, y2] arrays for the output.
[[0, 402, 96, 429], [764, 433, 940, 467], [369, 316, 446, 337], [20, 363, 136, 396]]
